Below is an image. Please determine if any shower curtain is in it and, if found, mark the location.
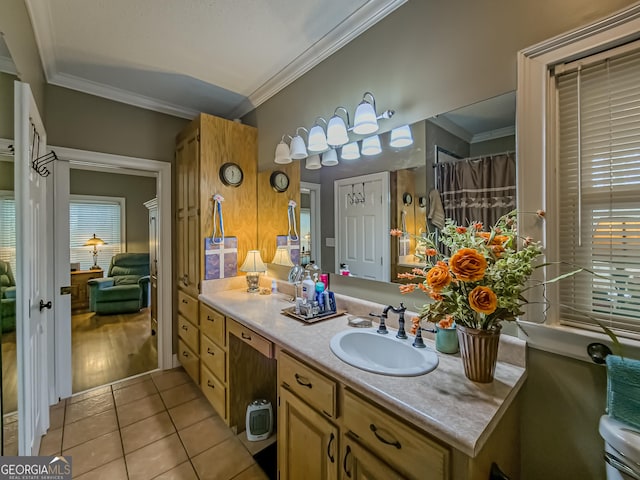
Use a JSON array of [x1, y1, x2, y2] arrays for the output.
[[435, 152, 516, 228]]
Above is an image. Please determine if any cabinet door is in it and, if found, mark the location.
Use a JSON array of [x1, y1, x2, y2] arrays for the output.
[[279, 387, 339, 480], [176, 137, 188, 289], [341, 435, 405, 480]]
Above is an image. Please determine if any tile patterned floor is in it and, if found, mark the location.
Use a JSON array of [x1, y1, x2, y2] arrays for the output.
[[39, 368, 269, 480]]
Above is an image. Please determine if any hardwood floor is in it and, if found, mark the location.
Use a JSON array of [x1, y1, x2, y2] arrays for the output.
[[2, 331, 17, 413], [72, 308, 158, 393]]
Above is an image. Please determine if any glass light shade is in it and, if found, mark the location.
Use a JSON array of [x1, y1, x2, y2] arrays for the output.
[[271, 246, 294, 266], [321, 149, 339, 166], [274, 140, 292, 164], [389, 124, 413, 148], [340, 142, 360, 160], [353, 101, 378, 135], [307, 124, 328, 152], [327, 115, 349, 146], [84, 233, 105, 247], [305, 154, 321, 170], [361, 135, 382, 156], [240, 250, 267, 273], [290, 134, 308, 160]]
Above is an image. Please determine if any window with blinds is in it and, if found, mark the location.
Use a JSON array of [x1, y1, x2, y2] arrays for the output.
[[0, 194, 16, 274], [555, 43, 640, 336], [70, 197, 124, 271]]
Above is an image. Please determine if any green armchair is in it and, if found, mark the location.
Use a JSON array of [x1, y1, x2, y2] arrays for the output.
[[88, 253, 150, 315], [0, 260, 17, 333]]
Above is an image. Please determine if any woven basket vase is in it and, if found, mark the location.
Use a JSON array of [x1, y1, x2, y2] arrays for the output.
[[456, 325, 501, 383]]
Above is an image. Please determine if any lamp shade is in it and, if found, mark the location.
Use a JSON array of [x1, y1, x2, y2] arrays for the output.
[[274, 139, 292, 164], [290, 134, 308, 160], [305, 154, 321, 170], [353, 100, 378, 135], [84, 234, 106, 247], [240, 250, 267, 273], [271, 246, 294, 266], [308, 121, 328, 153], [321, 149, 339, 166], [340, 142, 360, 160], [361, 135, 382, 156], [327, 114, 349, 147], [389, 124, 413, 148]]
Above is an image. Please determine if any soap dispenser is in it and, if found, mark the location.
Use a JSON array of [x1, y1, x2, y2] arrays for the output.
[[301, 271, 315, 302]]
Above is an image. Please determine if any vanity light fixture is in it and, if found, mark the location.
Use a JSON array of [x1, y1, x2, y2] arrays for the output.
[[340, 141, 360, 160], [240, 250, 267, 293], [321, 148, 339, 167], [361, 135, 382, 156], [389, 124, 413, 148], [307, 117, 329, 153], [327, 107, 350, 147], [274, 135, 292, 164], [353, 92, 395, 135], [290, 127, 309, 160], [305, 154, 321, 170]]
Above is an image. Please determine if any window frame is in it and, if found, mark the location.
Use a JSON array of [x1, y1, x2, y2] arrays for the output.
[[516, 4, 640, 361], [69, 194, 126, 271]]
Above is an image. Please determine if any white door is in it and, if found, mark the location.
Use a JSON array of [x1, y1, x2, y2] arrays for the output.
[[335, 172, 390, 281], [15, 81, 50, 456]]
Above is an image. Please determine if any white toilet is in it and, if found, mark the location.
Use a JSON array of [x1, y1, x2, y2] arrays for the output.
[[599, 415, 640, 479]]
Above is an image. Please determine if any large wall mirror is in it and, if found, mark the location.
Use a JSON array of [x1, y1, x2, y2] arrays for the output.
[[297, 91, 515, 286]]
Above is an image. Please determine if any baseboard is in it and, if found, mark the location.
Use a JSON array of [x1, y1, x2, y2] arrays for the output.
[[172, 353, 181, 369]]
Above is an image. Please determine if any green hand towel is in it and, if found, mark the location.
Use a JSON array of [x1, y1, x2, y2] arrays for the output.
[[606, 355, 640, 430]]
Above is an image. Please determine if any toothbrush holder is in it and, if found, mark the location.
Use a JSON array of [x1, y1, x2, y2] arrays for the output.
[[435, 326, 459, 354]]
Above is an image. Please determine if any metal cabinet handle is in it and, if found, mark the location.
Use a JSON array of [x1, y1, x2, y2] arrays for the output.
[[294, 373, 312, 388], [206, 315, 215, 322], [241, 332, 252, 340], [182, 351, 189, 358], [343, 445, 352, 478], [370, 424, 401, 449], [207, 348, 215, 356], [181, 299, 188, 304], [327, 433, 335, 463], [207, 380, 215, 389], [181, 325, 188, 330]]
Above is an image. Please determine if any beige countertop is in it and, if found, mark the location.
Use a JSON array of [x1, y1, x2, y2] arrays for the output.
[[199, 284, 527, 458]]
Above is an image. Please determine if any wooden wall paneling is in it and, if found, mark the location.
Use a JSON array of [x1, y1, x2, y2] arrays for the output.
[[199, 114, 258, 278], [257, 162, 300, 265]]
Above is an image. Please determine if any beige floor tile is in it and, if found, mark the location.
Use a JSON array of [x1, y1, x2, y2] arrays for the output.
[[111, 373, 152, 391], [65, 392, 115, 424], [153, 461, 198, 480], [39, 427, 63, 456], [116, 393, 165, 428], [169, 396, 215, 430], [178, 415, 233, 458], [232, 464, 269, 480], [113, 379, 158, 407], [74, 457, 128, 480], [191, 437, 255, 480], [62, 430, 123, 477], [69, 385, 112, 405], [62, 409, 119, 450], [160, 381, 202, 409], [121, 411, 176, 454], [152, 369, 190, 391], [49, 404, 66, 429], [125, 433, 188, 480]]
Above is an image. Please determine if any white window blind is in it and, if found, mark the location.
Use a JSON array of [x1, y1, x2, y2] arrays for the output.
[[0, 194, 16, 274], [70, 197, 124, 272], [556, 45, 640, 336]]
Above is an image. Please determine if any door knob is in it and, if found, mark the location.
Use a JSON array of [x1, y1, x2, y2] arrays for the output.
[[39, 300, 52, 311]]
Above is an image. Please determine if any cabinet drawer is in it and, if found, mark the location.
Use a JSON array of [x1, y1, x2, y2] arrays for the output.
[[228, 320, 273, 359], [200, 333, 226, 382], [178, 315, 199, 354], [178, 339, 199, 385], [279, 351, 336, 419], [201, 364, 227, 420], [342, 389, 449, 480], [200, 303, 226, 347], [178, 291, 199, 324]]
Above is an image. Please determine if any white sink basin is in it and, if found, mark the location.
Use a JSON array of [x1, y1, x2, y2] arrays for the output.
[[330, 328, 439, 376]]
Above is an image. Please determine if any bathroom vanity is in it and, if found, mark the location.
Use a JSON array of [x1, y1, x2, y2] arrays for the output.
[[186, 283, 526, 480]]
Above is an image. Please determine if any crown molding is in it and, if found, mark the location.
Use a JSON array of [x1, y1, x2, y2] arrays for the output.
[[471, 125, 516, 143], [429, 116, 473, 143], [24, 0, 58, 80], [225, 0, 409, 119]]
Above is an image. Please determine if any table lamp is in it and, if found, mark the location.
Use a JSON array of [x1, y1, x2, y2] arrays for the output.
[[240, 250, 267, 293], [271, 246, 294, 267], [84, 234, 106, 270]]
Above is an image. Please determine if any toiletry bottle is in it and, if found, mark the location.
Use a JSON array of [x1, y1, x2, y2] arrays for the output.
[[322, 289, 330, 312], [271, 280, 278, 294], [319, 273, 329, 291], [305, 260, 321, 282], [301, 271, 315, 302], [315, 282, 325, 311]]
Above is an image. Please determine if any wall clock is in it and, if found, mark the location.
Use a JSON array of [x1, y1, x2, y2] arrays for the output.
[[403, 192, 413, 206], [219, 162, 244, 187], [270, 170, 290, 193]]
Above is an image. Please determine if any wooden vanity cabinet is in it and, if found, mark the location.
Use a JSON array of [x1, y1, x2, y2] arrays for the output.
[[341, 434, 402, 480], [199, 302, 228, 421], [177, 291, 200, 383]]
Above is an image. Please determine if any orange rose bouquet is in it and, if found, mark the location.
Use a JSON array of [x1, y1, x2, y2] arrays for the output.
[[393, 210, 552, 331]]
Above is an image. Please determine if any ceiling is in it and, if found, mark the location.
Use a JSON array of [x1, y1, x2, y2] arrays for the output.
[[25, 0, 406, 119]]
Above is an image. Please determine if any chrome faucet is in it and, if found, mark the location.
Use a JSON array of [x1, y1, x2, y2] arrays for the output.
[[389, 303, 407, 339], [369, 308, 389, 334]]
